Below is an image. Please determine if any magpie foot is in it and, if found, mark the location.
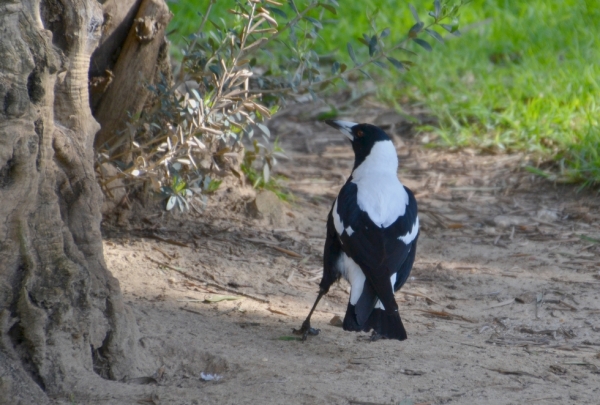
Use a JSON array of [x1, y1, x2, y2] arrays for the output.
[[292, 320, 320, 342], [370, 331, 384, 342]]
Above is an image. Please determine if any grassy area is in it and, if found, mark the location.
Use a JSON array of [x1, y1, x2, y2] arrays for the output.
[[166, 0, 600, 186]]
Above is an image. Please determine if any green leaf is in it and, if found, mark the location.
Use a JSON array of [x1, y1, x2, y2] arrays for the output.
[[347, 42, 357, 64], [208, 64, 221, 77], [408, 21, 424, 37], [525, 166, 551, 178], [413, 37, 432, 52], [434, 0, 441, 18], [257, 123, 270, 137], [372, 60, 387, 70], [166, 196, 176, 211], [368, 35, 378, 57], [277, 336, 302, 341], [208, 18, 222, 30], [425, 28, 444, 44], [288, 0, 298, 13], [304, 16, 322, 30], [205, 179, 222, 193], [408, 4, 420, 22], [319, 81, 332, 91], [332, 61, 340, 74], [316, 109, 338, 120], [358, 69, 372, 79], [441, 20, 461, 36], [380, 27, 391, 38], [356, 36, 369, 46], [386, 57, 405, 71], [319, 3, 337, 14], [267, 6, 288, 19], [579, 235, 600, 244], [339, 63, 347, 73]]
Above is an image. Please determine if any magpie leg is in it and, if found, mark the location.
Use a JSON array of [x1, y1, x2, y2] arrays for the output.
[[293, 288, 326, 341]]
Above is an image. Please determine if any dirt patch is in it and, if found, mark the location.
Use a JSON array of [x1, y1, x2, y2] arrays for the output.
[[62, 102, 600, 404]]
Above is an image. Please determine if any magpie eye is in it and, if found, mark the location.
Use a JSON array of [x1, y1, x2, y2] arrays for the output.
[[356, 130, 364, 137]]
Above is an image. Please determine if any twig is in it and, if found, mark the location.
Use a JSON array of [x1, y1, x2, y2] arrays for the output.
[[180, 307, 205, 316], [152, 246, 174, 260], [271, 245, 302, 258], [412, 308, 475, 323], [400, 290, 442, 306], [146, 233, 189, 248], [528, 397, 563, 403], [146, 256, 270, 304], [483, 367, 542, 379], [348, 400, 392, 405]]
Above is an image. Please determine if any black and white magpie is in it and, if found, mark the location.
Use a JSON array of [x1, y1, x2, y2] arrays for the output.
[[294, 120, 419, 341]]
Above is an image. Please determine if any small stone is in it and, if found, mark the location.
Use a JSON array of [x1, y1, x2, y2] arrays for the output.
[[536, 208, 559, 222], [492, 215, 528, 228], [330, 315, 343, 327]]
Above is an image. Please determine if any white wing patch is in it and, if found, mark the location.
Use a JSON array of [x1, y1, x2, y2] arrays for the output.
[[398, 216, 419, 244], [345, 226, 354, 236], [332, 199, 344, 235], [337, 253, 366, 305], [374, 273, 397, 310], [332, 200, 356, 238]]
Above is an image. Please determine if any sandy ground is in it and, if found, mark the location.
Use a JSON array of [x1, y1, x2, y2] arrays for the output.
[[85, 101, 599, 405]]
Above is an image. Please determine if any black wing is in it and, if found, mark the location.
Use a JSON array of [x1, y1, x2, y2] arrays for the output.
[[319, 207, 344, 293]]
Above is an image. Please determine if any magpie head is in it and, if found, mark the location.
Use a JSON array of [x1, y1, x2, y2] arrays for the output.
[[325, 120, 394, 171]]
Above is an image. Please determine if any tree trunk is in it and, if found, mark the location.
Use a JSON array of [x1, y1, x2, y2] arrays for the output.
[[92, 0, 172, 150], [0, 0, 147, 402]]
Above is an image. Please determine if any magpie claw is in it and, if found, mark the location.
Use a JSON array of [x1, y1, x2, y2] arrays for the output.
[[370, 331, 383, 342], [292, 320, 320, 342]]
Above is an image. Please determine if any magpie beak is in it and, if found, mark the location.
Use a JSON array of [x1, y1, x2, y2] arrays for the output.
[[325, 120, 358, 141]]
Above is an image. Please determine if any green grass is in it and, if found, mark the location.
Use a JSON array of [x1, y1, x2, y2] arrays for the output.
[[166, 0, 600, 186]]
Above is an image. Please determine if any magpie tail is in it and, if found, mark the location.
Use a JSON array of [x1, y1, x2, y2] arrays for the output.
[[343, 303, 408, 341], [365, 308, 408, 341]]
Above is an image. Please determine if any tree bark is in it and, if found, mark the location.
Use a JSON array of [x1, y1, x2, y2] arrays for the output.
[[93, 0, 172, 150], [0, 0, 146, 402]]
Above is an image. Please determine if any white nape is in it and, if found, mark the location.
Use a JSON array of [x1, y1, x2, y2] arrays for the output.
[[352, 140, 408, 228]]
